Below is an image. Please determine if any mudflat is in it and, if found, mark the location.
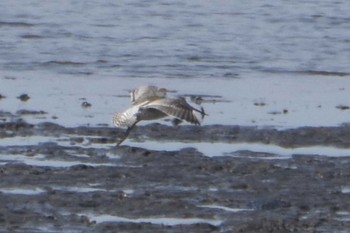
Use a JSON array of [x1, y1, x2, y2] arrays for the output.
[[0, 111, 350, 233]]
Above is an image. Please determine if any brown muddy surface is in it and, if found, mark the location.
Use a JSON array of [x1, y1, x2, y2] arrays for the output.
[[0, 111, 350, 233]]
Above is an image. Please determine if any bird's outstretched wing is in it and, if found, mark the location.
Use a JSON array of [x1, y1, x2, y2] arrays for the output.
[[113, 105, 139, 128], [142, 97, 205, 125]]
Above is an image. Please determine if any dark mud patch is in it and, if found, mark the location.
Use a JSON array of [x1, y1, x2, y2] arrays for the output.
[[0, 115, 350, 232]]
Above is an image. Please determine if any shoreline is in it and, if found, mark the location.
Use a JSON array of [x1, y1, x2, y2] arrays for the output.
[[2, 112, 350, 148]]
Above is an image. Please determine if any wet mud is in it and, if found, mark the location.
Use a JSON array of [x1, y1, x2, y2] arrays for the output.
[[0, 111, 350, 232]]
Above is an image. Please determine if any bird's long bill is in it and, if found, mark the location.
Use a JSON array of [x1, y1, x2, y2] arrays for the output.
[[116, 123, 137, 146]]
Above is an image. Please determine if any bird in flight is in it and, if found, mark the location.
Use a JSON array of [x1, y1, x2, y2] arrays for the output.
[[113, 85, 206, 145]]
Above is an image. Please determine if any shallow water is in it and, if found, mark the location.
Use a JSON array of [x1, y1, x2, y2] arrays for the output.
[[2, 73, 350, 129], [84, 214, 222, 226], [0, 187, 45, 195], [1, 0, 349, 78], [0, 153, 117, 167], [198, 205, 253, 213], [1, 134, 349, 170], [1, 1, 350, 129]]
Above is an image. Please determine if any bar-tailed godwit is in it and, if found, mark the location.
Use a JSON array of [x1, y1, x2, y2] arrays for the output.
[[113, 85, 206, 145]]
